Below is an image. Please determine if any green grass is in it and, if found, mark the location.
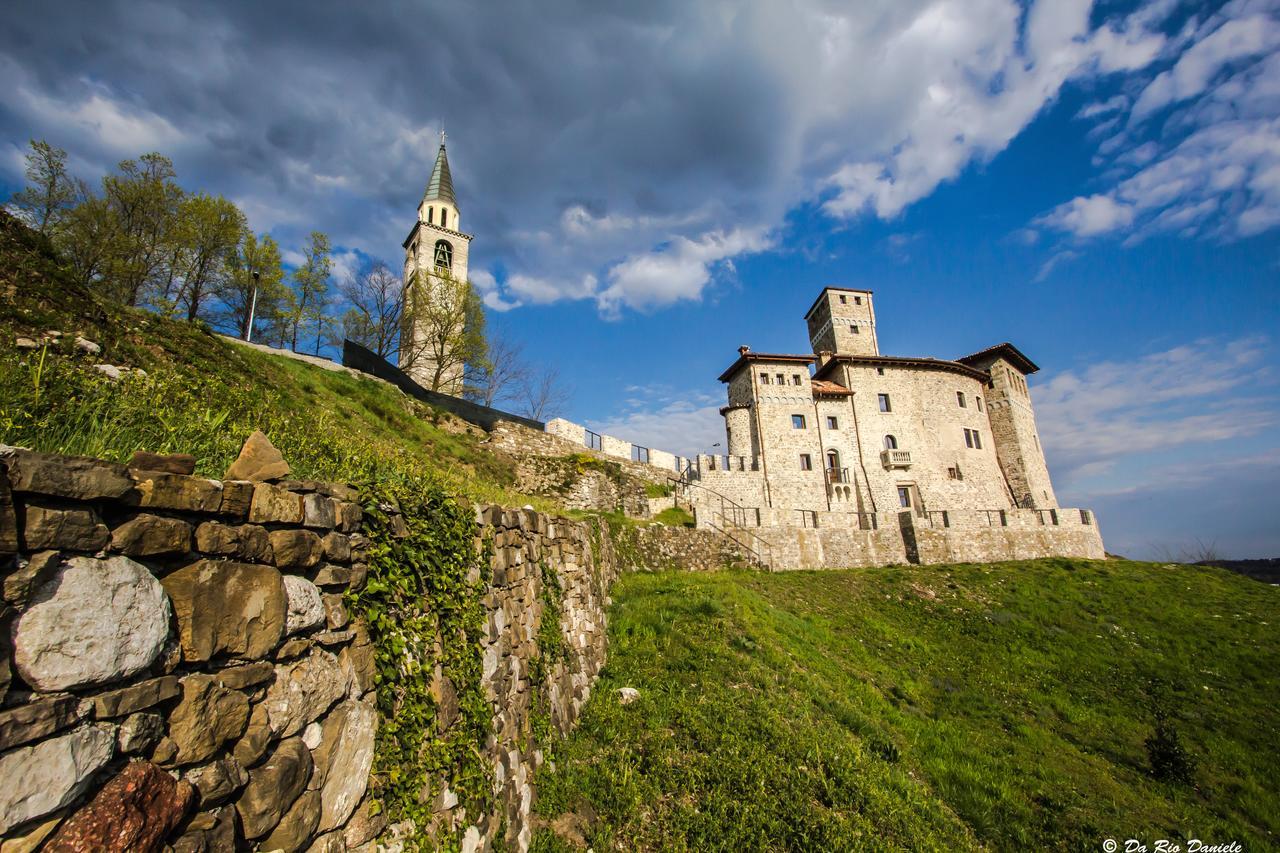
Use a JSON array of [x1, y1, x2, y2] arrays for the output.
[[653, 506, 695, 527], [0, 210, 541, 508], [531, 560, 1280, 851]]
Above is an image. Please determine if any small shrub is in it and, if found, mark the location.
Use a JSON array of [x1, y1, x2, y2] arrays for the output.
[[1145, 707, 1198, 786], [644, 481, 673, 499], [654, 507, 695, 527]]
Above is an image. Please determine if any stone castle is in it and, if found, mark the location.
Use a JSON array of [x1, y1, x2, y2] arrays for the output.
[[399, 139, 1103, 569]]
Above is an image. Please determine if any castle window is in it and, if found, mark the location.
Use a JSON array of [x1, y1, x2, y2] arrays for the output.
[[791, 414, 806, 429], [792, 374, 802, 385], [776, 373, 785, 384], [877, 367, 885, 376], [760, 372, 770, 385], [976, 397, 983, 412], [799, 453, 813, 471], [428, 207, 434, 225], [855, 295, 862, 305], [974, 431, 982, 449], [433, 240, 453, 270], [826, 415, 838, 430], [878, 393, 891, 412], [957, 391, 966, 408], [850, 325, 860, 334], [441, 208, 448, 228], [964, 428, 974, 448], [883, 434, 897, 450], [897, 487, 911, 509], [839, 294, 847, 304]]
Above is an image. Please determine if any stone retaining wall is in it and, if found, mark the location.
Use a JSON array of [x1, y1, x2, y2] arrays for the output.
[[616, 525, 754, 573], [0, 445, 378, 851]]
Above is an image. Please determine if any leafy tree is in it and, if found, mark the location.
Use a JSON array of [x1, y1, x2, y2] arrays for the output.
[[402, 268, 487, 392], [9, 140, 79, 235], [286, 231, 331, 352], [219, 230, 286, 340], [171, 193, 245, 321], [55, 194, 116, 287], [99, 152, 184, 306]]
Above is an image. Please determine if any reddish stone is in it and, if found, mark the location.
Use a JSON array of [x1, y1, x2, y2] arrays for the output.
[[44, 760, 195, 853], [127, 451, 197, 476]]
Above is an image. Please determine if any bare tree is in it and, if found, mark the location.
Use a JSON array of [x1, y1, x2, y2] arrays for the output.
[[518, 365, 572, 421], [465, 322, 529, 408], [340, 262, 404, 359]]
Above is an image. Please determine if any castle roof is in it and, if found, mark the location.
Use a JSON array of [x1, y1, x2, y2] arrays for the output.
[[813, 353, 988, 382], [717, 351, 815, 383], [956, 342, 1039, 375], [810, 379, 852, 397], [423, 143, 457, 208]]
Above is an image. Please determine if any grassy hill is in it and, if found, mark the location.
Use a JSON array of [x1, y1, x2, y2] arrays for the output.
[[530, 560, 1279, 851], [0, 210, 532, 506]]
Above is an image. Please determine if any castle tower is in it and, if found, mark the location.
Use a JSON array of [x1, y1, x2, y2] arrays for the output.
[[804, 287, 878, 357], [957, 344, 1059, 509], [401, 132, 473, 394]]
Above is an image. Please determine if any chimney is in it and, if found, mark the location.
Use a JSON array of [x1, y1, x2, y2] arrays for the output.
[[816, 350, 834, 368], [738, 345, 751, 356]]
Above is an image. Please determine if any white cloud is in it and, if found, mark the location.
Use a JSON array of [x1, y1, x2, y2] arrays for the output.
[[1033, 249, 1079, 282], [588, 386, 727, 458], [595, 226, 771, 317], [1036, 194, 1135, 237], [1034, 336, 1277, 489]]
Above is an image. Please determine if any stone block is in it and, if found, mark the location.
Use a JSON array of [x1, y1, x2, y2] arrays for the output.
[[117, 712, 164, 754], [342, 794, 387, 849], [168, 674, 251, 765], [250, 483, 304, 524], [111, 513, 193, 557], [261, 788, 321, 852], [224, 431, 290, 482], [216, 660, 276, 691], [335, 501, 362, 532], [3, 447, 134, 501], [219, 480, 255, 518], [161, 560, 287, 663], [91, 675, 181, 718], [312, 699, 377, 832], [314, 629, 354, 647], [0, 724, 116, 833], [303, 493, 336, 529], [127, 451, 197, 475], [276, 637, 312, 660], [3, 550, 61, 607], [21, 502, 110, 551], [14, 555, 171, 691], [263, 651, 346, 737], [271, 529, 323, 569], [284, 574, 326, 634], [320, 532, 351, 562], [44, 760, 195, 853], [0, 474, 17, 556], [322, 594, 348, 630], [132, 472, 223, 513], [236, 736, 312, 840], [194, 520, 238, 554], [311, 564, 352, 588], [0, 693, 81, 751], [233, 703, 272, 769], [185, 755, 249, 807]]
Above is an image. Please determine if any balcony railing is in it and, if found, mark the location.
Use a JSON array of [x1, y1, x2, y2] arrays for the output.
[[880, 449, 912, 469], [825, 466, 851, 484]]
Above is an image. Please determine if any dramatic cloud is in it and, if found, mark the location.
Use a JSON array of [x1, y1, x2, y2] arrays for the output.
[[1037, 0, 1280, 243], [0, 0, 1197, 318]]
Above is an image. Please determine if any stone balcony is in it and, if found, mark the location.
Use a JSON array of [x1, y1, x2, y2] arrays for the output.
[[880, 449, 912, 469]]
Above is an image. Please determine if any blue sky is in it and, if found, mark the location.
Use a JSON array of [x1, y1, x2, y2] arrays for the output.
[[2, 0, 1278, 558]]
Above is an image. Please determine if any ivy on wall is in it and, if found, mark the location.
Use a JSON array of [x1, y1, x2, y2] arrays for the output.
[[349, 479, 495, 846]]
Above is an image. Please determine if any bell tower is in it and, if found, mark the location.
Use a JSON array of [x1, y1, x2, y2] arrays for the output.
[[401, 131, 474, 393]]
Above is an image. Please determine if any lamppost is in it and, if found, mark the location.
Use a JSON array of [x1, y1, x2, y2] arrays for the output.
[[246, 270, 260, 342]]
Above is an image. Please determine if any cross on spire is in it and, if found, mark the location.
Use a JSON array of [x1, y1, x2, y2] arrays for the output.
[[439, 127, 447, 147]]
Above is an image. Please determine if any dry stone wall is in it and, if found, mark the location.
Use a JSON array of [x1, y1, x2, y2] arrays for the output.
[[0, 445, 377, 852]]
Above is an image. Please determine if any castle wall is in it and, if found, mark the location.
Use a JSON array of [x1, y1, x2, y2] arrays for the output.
[[977, 356, 1059, 509]]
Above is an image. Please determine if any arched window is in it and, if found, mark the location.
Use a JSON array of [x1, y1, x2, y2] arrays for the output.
[[441, 208, 448, 228], [427, 207, 434, 225], [433, 240, 453, 270], [883, 434, 897, 450], [826, 450, 840, 471]]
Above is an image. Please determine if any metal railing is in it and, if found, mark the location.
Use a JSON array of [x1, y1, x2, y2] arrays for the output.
[[855, 512, 878, 531], [983, 509, 1008, 527], [669, 475, 773, 570], [925, 510, 950, 528], [825, 466, 851, 484], [1036, 509, 1059, 526]]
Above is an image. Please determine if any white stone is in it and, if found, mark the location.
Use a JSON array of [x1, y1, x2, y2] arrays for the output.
[[93, 363, 124, 380], [0, 725, 115, 833], [460, 826, 482, 853], [15, 336, 38, 350], [264, 651, 347, 737], [617, 687, 640, 705], [283, 574, 326, 634], [302, 721, 323, 750], [14, 555, 171, 691], [317, 700, 377, 831], [74, 336, 101, 355]]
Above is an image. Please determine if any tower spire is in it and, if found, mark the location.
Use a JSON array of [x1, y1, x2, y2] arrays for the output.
[[423, 134, 456, 208]]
